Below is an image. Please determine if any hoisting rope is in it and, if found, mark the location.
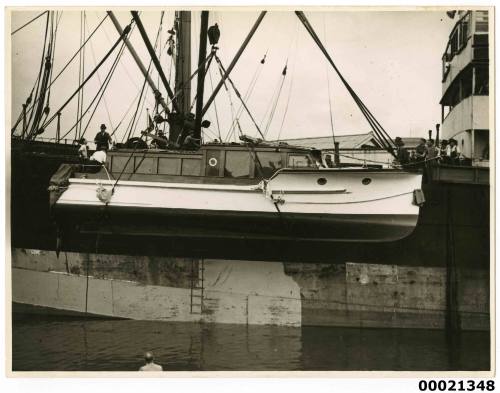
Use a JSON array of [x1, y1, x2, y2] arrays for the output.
[[225, 51, 267, 142], [124, 13, 165, 142], [11, 11, 49, 35], [295, 11, 397, 159], [214, 55, 265, 140], [277, 18, 300, 141], [263, 63, 287, 138], [38, 22, 133, 133], [208, 66, 222, 141]]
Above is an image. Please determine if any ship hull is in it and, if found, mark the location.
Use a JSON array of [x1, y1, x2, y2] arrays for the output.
[[52, 169, 423, 247]]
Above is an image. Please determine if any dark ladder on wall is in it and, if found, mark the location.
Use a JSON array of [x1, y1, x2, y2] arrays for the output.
[[190, 258, 205, 314]]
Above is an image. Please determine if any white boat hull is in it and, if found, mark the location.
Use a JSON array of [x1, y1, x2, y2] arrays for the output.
[[53, 169, 423, 243]]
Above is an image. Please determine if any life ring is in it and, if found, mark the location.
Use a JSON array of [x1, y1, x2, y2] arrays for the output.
[[208, 157, 218, 167]]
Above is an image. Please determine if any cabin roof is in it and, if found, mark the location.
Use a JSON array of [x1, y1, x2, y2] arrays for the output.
[[277, 132, 423, 150]]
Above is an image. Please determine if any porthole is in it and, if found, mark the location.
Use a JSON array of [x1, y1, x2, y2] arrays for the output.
[[362, 177, 372, 185], [208, 157, 218, 167], [317, 177, 327, 185]]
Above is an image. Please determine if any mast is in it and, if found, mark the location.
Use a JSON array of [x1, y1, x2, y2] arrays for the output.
[[194, 11, 209, 141], [175, 11, 191, 114]]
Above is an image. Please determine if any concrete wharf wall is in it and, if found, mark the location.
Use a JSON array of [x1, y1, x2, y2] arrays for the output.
[[11, 248, 489, 330]]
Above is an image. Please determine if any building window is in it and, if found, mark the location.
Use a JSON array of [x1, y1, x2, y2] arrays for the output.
[[224, 151, 251, 178], [255, 152, 282, 179], [475, 67, 489, 95]]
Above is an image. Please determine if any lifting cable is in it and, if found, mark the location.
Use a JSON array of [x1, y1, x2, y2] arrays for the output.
[[295, 11, 397, 158], [125, 14, 164, 142], [263, 63, 287, 138], [214, 60, 237, 142], [277, 18, 300, 141], [39, 22, 133, 133], [226, 51, 267, 142], [208, 65, 222, 141], [215, 55, 265, 140]]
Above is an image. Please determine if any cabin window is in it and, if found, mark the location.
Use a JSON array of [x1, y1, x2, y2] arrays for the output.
[[134, 157, 155, 174], [224, 151, 251, 178], [288, 154, 314, 168], [181, 158, 201, 176], [111, 155, 134, 174], [255, 152, 282, 179], [205, 150, 221, 177], [158, 157, 181, 175]]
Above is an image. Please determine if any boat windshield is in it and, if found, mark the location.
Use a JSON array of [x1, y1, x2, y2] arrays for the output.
[[287, 153, 315, 168]]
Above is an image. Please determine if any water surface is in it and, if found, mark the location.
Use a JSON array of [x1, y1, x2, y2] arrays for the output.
[[12, 315, 490, 371]]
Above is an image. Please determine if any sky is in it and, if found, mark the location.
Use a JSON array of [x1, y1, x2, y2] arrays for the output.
[[9, 9, 456, 144]]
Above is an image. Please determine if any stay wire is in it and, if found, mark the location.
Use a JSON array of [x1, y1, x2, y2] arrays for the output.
[[40, 22, 133, 132], [215, 55, 264, 140], [11, 11, 48, 35], [25, 11, 50, 135], [59, 36, 129, 141]]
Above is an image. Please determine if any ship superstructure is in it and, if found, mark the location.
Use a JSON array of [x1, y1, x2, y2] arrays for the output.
[[440, 10, 489, 167]]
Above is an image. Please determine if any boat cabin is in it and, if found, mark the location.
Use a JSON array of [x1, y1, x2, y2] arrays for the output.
[[86, 143, 317, 184]]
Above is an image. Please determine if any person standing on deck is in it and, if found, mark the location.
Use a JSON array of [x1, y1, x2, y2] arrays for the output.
[[425, 139, 438, 163], [394, 137, 409, 165], [139, 352, 163, 371], [415, 138, 427, 162], [78, 138, 89, 160], [94, 124, 112, 151]]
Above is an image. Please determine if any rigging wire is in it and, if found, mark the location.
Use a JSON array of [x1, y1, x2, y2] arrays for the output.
[[295, 11, 397, 158], [39, 22, 133, 132], [75, 11, 84, 140], [11, 11, 48, 35], [12, 13, 106, 136], [59, 36, 129, 141], [208, 65, 222, 141], [79, 38, 129, 139], [225, 51, 267, 142], [85, 13, 115, 131], [215, 55, 264, 140], [322, 15, 336, 148], [263, 63, 287, 137], [27, 12, 54, 140], [125, 13, 164, 142], [214, 60, 237, 142], [277, 20, 300, 141], [24, 11, 50, 136]]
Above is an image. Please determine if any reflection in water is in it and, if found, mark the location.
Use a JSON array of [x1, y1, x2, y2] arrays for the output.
[[12, 315, 489, 371]]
